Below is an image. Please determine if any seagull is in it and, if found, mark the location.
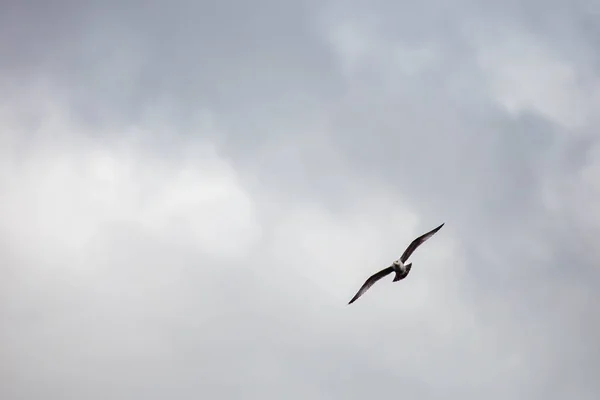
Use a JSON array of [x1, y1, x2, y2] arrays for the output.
[[348, 222, 445, 305]]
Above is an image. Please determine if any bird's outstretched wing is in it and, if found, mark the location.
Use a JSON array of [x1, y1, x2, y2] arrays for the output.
[[400, 222, 445, 263], [348, 266, 394, 305]]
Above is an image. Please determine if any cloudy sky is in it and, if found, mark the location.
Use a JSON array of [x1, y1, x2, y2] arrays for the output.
[[2, 1, 600, 399]]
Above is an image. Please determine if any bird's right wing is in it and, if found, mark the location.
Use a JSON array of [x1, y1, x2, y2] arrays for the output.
[[400, 222, 445, 263], [348, 266, 395, 305]]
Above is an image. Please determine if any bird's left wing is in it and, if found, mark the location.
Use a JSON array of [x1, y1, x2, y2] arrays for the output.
[[348, 266, 395, 305]]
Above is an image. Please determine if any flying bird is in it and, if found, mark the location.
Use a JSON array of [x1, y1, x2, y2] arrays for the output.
[[348, 222, 445, 305]]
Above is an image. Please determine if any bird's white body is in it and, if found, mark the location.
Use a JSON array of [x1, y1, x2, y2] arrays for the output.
[[392, 259, 407, 273]]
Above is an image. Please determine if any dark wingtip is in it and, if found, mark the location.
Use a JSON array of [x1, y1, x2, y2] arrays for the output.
[[348, 295, 359, 305]]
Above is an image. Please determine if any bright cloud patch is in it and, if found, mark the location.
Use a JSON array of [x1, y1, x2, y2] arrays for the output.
[[0, 93, 262, 265]]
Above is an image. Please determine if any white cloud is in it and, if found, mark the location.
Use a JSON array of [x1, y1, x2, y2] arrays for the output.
[[0, 87, 262, 264]]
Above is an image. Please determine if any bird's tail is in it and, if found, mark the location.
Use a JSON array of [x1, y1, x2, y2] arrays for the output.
[[393, 263, 412, 282]]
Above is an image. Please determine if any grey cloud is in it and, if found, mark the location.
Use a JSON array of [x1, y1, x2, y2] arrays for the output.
[[2, 1, 600, 399]]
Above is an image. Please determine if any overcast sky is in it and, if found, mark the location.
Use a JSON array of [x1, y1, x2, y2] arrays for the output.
[[1, 1, 600, 399]]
